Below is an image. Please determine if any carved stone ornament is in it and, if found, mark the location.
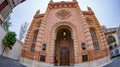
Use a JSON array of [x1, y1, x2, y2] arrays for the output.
[[56, 9, 71, 20]]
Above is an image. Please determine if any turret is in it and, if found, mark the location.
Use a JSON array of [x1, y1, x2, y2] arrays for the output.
[[73, 0, 77, 2], [49, 0, 53, 3], [87, 6, 94, 14], [34, 9, 40, 18]]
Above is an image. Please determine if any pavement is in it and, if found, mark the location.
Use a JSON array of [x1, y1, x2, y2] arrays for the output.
[[0, 55, 26, 67], [1, 55, 120, 67], [103, 56, 120, 67]]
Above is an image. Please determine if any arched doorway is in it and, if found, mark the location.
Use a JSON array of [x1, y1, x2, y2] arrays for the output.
[[54, 25, 74, 66]]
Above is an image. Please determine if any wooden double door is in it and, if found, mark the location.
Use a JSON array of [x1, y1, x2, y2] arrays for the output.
[[60, 47, 70, 65]]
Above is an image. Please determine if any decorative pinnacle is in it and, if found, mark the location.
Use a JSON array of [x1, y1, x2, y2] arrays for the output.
[[87, 6, 93, 12], [36, 9, 40, 14], [50, 0, 53, 2], [34, 9, 40, 18], [73, 0, 76, 2]]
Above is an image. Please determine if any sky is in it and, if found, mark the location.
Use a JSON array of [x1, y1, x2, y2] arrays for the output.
[[9, 0, 120, 40]]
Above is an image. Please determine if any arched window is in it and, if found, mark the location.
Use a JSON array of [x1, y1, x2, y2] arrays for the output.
[[107, 36, 116, 44], [90, 30, 97, 40], [32, 31, 38, 42], [30, 30, 39, 52], [90, 28, 100, 51]]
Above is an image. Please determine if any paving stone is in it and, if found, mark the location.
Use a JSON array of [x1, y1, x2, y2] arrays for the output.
[[103, 57, 120, 67], [0, 55, 26, 67]]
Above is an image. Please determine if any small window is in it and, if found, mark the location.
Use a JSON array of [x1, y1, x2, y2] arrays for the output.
[[114, 44, 117, 47], [82, 43, 86, 50], [82, 55, 88, 62], [115, 49, 119, 55], [40, 55, 45, 61], [42, 44, 46, 50], [109, 46, 113, 50]]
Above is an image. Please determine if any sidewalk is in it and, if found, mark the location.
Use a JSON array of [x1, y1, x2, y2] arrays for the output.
[[0, 55, 26, 67], [103, 56, 120, 67]]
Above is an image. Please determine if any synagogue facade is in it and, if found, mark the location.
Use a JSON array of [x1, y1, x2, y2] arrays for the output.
[[21, 0, 109, 67]]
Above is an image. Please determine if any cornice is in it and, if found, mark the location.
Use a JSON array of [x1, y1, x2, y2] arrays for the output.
[[82, 11, 94, 15], [48, 2, 78, 9]]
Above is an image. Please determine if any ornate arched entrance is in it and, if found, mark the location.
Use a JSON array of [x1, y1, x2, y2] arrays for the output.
[[54, 25, 74, 66]]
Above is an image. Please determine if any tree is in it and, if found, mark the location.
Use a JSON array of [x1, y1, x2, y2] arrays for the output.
[[2, 32, 16, 56], [19, 22, 28, 40], [2, 16, 12, 31]]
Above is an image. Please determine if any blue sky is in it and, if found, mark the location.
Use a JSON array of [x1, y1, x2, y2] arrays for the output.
[[9, 0, 120, 39]]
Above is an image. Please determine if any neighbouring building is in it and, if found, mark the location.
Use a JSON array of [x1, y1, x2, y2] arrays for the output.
[[21, 0, 110, 67], [117, 26, 120, 46], [0, 0, 25, 61], [103, 26, 120, 58], [0, 0, 25, 24]]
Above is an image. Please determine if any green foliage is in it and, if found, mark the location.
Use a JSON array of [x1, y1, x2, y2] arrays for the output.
[[2, 32, 16, 49], [2, 16, 12, 31]]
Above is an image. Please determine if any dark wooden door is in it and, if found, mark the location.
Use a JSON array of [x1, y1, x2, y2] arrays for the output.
[[60, 47, 69, 65]]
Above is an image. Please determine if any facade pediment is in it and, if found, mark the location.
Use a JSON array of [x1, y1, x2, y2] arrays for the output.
[[48, 2, 77, 9]]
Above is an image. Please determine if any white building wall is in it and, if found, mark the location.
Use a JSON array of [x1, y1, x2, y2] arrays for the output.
[[117, 27, 120, 45], [113, 33, 119, 46], [0, 25, 6, 55], [109, 31, 120, 58], [3, 40, 23, 60], [0, 25, 23, 60]]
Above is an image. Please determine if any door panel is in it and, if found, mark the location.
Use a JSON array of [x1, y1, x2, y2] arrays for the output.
[[60, 47, 69, 65]]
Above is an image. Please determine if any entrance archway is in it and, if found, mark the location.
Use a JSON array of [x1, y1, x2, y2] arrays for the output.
[[54, 25, 74, 66]]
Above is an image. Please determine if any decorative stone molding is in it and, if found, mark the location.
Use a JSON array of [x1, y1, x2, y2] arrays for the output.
[[56, 9, 71, 20], [48, 1, 78, 9], [49, 21, 79, 63]]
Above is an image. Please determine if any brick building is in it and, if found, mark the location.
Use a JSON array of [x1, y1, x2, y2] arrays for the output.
[[21, 0, 110, 67]]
